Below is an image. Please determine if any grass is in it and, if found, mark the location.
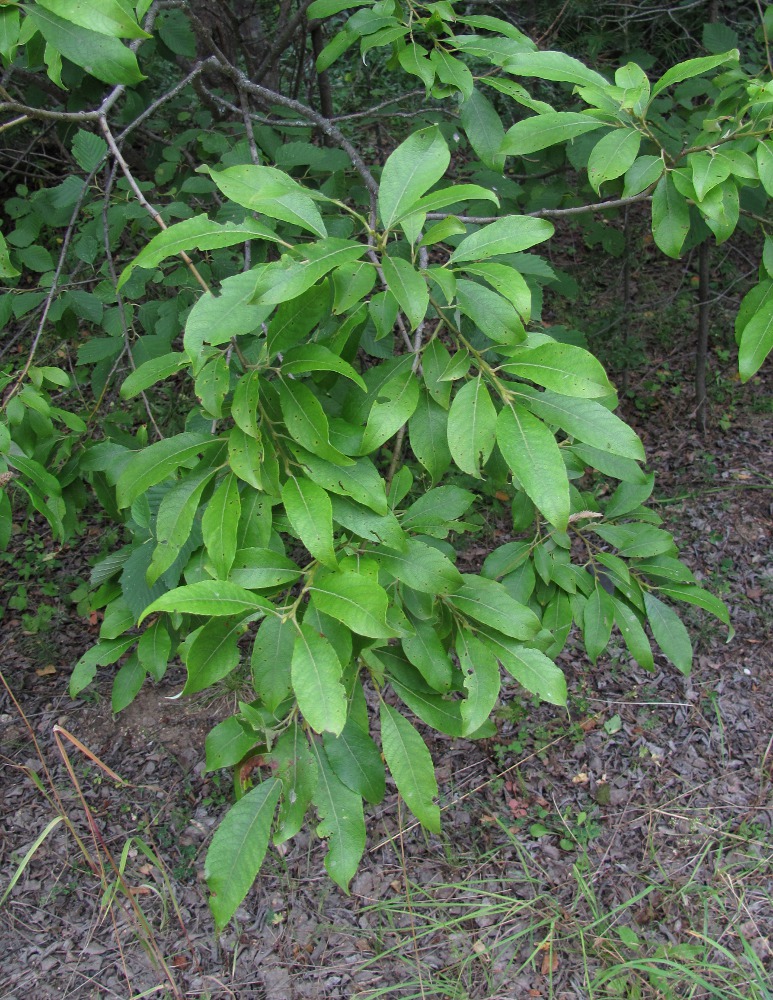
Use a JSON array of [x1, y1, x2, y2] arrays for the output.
[[346, 795, 773, 1000]]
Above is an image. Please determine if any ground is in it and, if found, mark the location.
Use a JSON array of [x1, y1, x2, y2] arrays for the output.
[[0, 352, 771, 1000]]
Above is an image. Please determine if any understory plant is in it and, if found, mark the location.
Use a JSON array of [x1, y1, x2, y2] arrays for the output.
[[1, 0, 769, 929]]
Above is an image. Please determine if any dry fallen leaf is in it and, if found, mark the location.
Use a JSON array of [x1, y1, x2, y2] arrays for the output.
[[35, 665, 57, 677]]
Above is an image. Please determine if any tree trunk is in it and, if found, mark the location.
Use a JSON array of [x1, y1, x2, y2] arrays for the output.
[[695, 241, 711, 435]]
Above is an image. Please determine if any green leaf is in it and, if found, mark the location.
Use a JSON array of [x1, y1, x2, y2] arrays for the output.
[[111, 655, 145, 712], [139, 582, 271, 624], [231, 371, 261, 439], [120, 353, 187, 400], [254, 240, 366, 305], [652, 583, 730, 627], [311, 740, 365, 892], [116, 432, 219, 509], [119, 216, 276, 289], [517, 386, 645, 461], [278, 380, 354, 466], [380, 703, 440, 832], [185, 274, 272, 365], [206, 164, 327, 238], [70, 636, 136, 697], [690, 152, 731, 202], [0, 231, 20, 279], [501, 342, 612, 397], [184, 615, 247, 694], [149, 467, 217, 585], [292, 624, 347, 735], [373, 538, 463, 595], [380, 254, 428, 330], [460, 262, 531, 322], [402, 620, 453, 691], [738, 297, 773, 382], [360, 366, 420, 453], [450, 216, 554, 264], [479, 630, 567, 706], [378, 126, 450, 229], [251, 615, 294, 712], [229, 548, 302, 590], [501, 112, 605, 157], [502, 50, 609, 89], [27, 7, 145, 85], [652, 175, 690, 259], [311, 571, 398, 638], [456, 279, 524, 345], [447, 574, 541, 640], [593, 522, 676, 559], [643, 593, 692, 675], [202, 474, 241, 580], [622, 155, 665, 198], [71, 129, 108, 172], [272, 723, 318, 843], [205, 716, 258, 772], [456, 631, 501, 736], [584, 586, 615, 664], [408, 390, 451, 483], [323, 719, 385, 804], [756, 141, 773, 198], [461, 88, 505, 171], [205, 778, 281, 931], [587, 129, 642, 193], [447, 377, 497, 478], [37, 0, 150, 39], [315, 27, 357, 72], [281, 476, 337, 569], [651, 50, 739, 97], [430, 48, 474, 98], [137, 620, 171, 682], [496, 404, 570, 531], [697, 179, 738, 244], [293, 452, 388, 515], [613, 598, 654, 670], [281, 344, 367, 391]]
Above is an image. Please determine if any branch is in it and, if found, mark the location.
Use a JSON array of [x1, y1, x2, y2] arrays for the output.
[[425, 186, 655, 224]]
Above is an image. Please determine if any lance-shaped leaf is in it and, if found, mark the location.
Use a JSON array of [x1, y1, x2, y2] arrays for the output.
[[381, 254, 428, 331], [254, 240, 366, 305], [278, 380, 354, 466], [202, 474, 241, 580], [292, 624, 347, 735], [137, 620, 171, 682], [517, 386, 645, 461], [461, 262, 531, 322], [502, 50, 609, 88], [588, 129, 642, 193], [613, 598, 654, 671], [205, 716, 259, 772], [402, 620, 454, 691], [461, 88, 505, 171], [229, 548, 302, 591], [231, 371, 261, 439], [643, 593, 693, 675], [378, 126, 450, 229], [738, 294, 773, 382], [323, 718, 385, 804], [447, 574, 541, 640], [251, 615, 294, 712], [450, 216, 554, 264], [447, 377, 496, 478], [456, 279, 524, 344], [479, 630, 567, 706], [311, 740, 365, 892], [380, 702, 440, 832], [116, 432, 219, 509], [409, 390, 452, 483], [360, 366, 420, 453], [184, 615, 249, 695], [205, 778, 281, 931], [456, 631, 501, 736], [497, 404, 570, 531], [501, 342, 612, 398], [281, 476, 337, 569], [651, 49, 739, 97], [37, 0, 150, 39], [584, 586, 615, 664], [272, 724, 318, 844], [139, 582, 272, 624], [121, 353, 187, 400], [652, 175, 689, 259], [27, 7, 144, 85], [373, 538, 463, 595], [149, 467, 217, 584], [119, 216, 277, 289], [501, 112, 605, 157], [206, 164, 327, 237], [293, 450, 388, 515], [310, 571, 398, 638], [281, 344, 367, 391]]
